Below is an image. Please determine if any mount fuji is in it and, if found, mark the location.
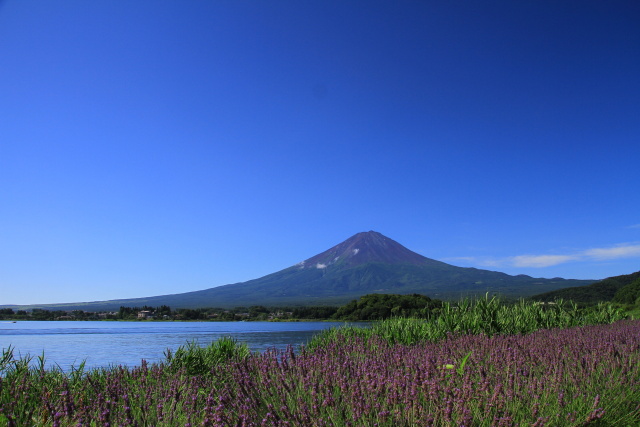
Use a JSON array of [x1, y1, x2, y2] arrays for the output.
[[13, 231, 594, 310]]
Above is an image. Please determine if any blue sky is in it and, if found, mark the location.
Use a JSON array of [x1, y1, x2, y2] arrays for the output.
[[1, 1, 639, 305]]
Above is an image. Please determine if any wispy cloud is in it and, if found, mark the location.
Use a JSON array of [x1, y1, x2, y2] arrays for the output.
[[629, 224, 640, 229], [584, 245, 640, 260], [511, 254, 579, 268], [449, 243, 640, 269]]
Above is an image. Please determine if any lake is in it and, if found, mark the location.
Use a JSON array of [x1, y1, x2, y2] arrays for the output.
[[0, 320, 348, 371]]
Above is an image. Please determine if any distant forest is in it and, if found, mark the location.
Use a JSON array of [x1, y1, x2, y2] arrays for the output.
[[0, 294, 442, 322], [530, 271, 640, 306]]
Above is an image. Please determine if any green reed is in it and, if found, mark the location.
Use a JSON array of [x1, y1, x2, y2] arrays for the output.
[[163, 336, 251, 376], [307, 295, 627, 348]]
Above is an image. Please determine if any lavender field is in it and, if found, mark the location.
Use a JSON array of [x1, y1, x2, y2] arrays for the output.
[[1, 302, 639, 426]]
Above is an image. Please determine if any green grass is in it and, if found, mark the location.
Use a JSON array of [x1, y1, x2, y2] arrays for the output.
[[163, 336, 251, 376], [307, 294, 627, 348]]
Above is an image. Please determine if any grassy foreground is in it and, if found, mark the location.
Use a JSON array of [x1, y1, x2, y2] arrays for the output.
[[308, 296, 627, 348], [0, 298, 638, 426]]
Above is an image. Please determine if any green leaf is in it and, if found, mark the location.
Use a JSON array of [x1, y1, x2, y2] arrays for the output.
[[456, 351, 472, 375]]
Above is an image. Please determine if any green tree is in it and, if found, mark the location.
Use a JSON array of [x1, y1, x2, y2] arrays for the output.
[[334, 293, 442, 321], [612, 278, 640, 305]]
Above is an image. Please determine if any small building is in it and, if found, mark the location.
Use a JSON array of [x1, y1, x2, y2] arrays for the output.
[[137, 310, 154, 319]]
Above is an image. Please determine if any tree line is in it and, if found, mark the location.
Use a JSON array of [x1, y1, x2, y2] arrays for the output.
[[0, 294, 444, 321]]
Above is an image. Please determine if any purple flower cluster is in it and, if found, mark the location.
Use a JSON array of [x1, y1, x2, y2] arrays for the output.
[[1, 320, 639, 426]]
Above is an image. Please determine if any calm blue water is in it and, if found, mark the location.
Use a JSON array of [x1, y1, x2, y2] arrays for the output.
[[0, 321, 346, 371]]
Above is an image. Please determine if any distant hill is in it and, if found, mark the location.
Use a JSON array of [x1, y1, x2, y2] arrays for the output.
[[530, 270, 640, 304], [4, 231, 595, 311], [612, 276, 640, 305]]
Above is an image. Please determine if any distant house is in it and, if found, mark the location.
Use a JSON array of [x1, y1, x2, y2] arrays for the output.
[[97, 312, 117, 319], [137, 310, 154, 319]]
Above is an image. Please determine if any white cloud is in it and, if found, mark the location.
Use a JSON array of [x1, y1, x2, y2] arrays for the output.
[[583, 245, 640, 260], [510, 254, 579, 268], [452, 243, 640, 269], [316, 263, 327, 269]]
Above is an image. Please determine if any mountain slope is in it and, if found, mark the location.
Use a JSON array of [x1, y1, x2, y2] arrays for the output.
[[7, 231, 595, 311], [530, 270, 640, 304]]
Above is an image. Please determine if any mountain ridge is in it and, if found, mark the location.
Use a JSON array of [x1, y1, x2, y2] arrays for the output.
[[2, 231, 596, 311], [530, 270, 640, 304]]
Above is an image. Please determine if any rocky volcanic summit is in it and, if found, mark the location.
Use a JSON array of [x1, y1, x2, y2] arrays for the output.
[[301, 231, 434, 269]]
